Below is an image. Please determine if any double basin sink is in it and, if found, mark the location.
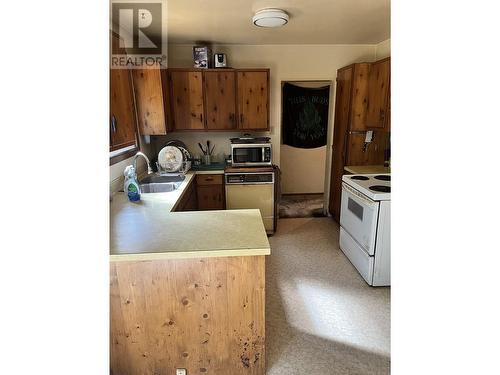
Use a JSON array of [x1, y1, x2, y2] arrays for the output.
[[139, 174, 185, 193]]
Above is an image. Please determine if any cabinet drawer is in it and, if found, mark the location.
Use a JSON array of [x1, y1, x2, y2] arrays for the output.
[[196, 174, 223, 186]]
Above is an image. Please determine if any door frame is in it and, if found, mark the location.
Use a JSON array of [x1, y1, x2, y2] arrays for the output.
[[279, 79, 334, 215]]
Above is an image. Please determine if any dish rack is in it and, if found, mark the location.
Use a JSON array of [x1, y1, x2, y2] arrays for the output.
[[155, 160, 192, 176]]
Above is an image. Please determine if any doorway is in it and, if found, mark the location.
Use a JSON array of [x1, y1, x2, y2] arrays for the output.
[[279, 80, 334, 218]]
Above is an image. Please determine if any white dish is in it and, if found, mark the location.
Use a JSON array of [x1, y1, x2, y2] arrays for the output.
[[158, 146, 183, 172]]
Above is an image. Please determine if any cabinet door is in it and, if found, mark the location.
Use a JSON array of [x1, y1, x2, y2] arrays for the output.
[[110, 68, 137, 150], [197, 185, 224, 210], [204, 71, 237, 130], [328, 66, 353, 222], [174, 180, 198, 211], [349, 63, 371, 131], [170, 71, 205, 130], [366, 58, 390, 130], [237, 70, 269, 130], [132, 66, 168, 135]]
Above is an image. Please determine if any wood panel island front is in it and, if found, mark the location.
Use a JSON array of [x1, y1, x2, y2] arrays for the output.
[[110, 176, 270, 375]]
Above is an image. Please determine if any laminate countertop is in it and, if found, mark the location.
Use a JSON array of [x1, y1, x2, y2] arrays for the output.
[[110, 170, 270, 262], [344, 165, 391, 175]]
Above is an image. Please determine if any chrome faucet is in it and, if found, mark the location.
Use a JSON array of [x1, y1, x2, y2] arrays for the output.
[[134, 151, 153, 175]]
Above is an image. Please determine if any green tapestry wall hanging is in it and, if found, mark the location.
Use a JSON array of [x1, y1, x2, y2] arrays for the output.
[[282, 83, 330, 148]]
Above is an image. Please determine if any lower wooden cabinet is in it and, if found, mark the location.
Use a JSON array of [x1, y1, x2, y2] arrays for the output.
[[174, 178, 198, 212], [196, 174, 225, 210], [174, 174, 225, 212]]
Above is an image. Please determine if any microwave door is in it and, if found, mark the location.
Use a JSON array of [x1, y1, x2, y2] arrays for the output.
[[233, 147, 261, 164]]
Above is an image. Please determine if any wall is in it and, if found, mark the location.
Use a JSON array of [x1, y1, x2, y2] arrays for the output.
[[376, 39, 391, 59], [164, 44, 378, 194]]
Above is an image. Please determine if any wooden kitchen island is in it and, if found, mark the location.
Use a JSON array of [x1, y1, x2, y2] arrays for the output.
[[110, 191, 270, 375]]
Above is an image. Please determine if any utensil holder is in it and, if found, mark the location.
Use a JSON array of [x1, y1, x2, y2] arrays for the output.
[[203, 155, 211, 165]]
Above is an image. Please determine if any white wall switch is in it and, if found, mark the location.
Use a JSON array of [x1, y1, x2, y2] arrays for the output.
[[176, 369, 187, 375]]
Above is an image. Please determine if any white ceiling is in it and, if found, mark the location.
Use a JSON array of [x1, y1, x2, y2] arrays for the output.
[[167, 0, 390, 45]]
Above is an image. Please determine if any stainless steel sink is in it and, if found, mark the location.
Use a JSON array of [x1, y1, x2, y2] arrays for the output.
[[139, 174, 185, 193]]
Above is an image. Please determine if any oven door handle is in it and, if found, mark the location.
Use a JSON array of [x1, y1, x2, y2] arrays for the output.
[[342, 183, 378, 207]]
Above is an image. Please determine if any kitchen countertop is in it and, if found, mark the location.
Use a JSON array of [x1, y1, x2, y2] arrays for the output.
[[344, 165, 391, 175], [110, 170, 270, 261]]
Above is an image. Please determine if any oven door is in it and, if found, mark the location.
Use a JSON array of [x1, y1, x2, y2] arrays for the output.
[[340, 183, 379, 255]]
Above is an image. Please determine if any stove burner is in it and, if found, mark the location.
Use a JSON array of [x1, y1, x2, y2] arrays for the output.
[[351, 175, 369, 181], [374, 175, 391, 181], [369, 185, 391, 193]]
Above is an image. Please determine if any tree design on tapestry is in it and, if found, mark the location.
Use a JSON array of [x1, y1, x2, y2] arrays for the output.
[[282, 83, 330, 149], [294, 100, 324, 141]]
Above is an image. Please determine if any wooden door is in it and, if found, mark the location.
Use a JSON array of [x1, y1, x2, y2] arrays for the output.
[[170, 70, 205, 130], [349, 63, 371, 131], [132, 66, 168, 135], [110, 68, 137, 150], [366, 58, 390, 130], [328, 66, 353, 221], [237, 70, 269, 130], [204, 71, 237, 130]]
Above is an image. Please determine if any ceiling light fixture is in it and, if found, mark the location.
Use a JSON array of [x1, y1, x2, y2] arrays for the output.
[[252, 8, 289, 28]]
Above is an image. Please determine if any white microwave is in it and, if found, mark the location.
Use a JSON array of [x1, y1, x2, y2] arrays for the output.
[[231, 143, 272, 167]]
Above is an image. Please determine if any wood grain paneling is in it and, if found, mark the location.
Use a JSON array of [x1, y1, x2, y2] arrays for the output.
[[328, 66, 353, 221], [204, 71, 237, 130], [110, 256, 266, 375], [170, 71, 205, 130], [132, 66, 168, 135], [237, 70, 269, 130], [346, 131, 388, 166], [366, 58, 390, 130]]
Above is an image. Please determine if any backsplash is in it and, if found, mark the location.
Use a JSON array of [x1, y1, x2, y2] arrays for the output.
[[152, 131, 270, 163]]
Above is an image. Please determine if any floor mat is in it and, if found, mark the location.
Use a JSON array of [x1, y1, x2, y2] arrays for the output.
[[279, 194, 325, 218]]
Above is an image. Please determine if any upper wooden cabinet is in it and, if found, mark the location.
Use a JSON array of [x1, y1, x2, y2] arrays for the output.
[[132, 66, 170, 135], [169, 70, 205, 130], [204, 71, 237, 130], [237, 70, 270, 130], [110, 68, 137, 151], [349, 63, 371, 131], [366, 58, 390, 130], [137, 68, 270, 132]]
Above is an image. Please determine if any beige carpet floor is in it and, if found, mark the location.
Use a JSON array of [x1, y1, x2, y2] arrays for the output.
[[266, 218, 390, 374]]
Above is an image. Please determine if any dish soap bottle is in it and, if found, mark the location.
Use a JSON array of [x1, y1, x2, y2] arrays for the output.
[[123, 165, 140, 202]]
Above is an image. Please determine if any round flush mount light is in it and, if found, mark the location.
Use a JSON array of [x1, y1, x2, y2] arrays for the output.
[[253, 8, 289, 28]]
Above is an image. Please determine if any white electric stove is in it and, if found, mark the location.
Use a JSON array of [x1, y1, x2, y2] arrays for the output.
[[339, 174, 391, 286]]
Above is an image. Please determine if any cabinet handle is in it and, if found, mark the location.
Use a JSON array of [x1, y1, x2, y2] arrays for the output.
[[111, 115, 117, 133], [200, 113, 203, 123], [240, 114, 244, 124], [205, 177, 214, 181], [380, 110, 385, 121]]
